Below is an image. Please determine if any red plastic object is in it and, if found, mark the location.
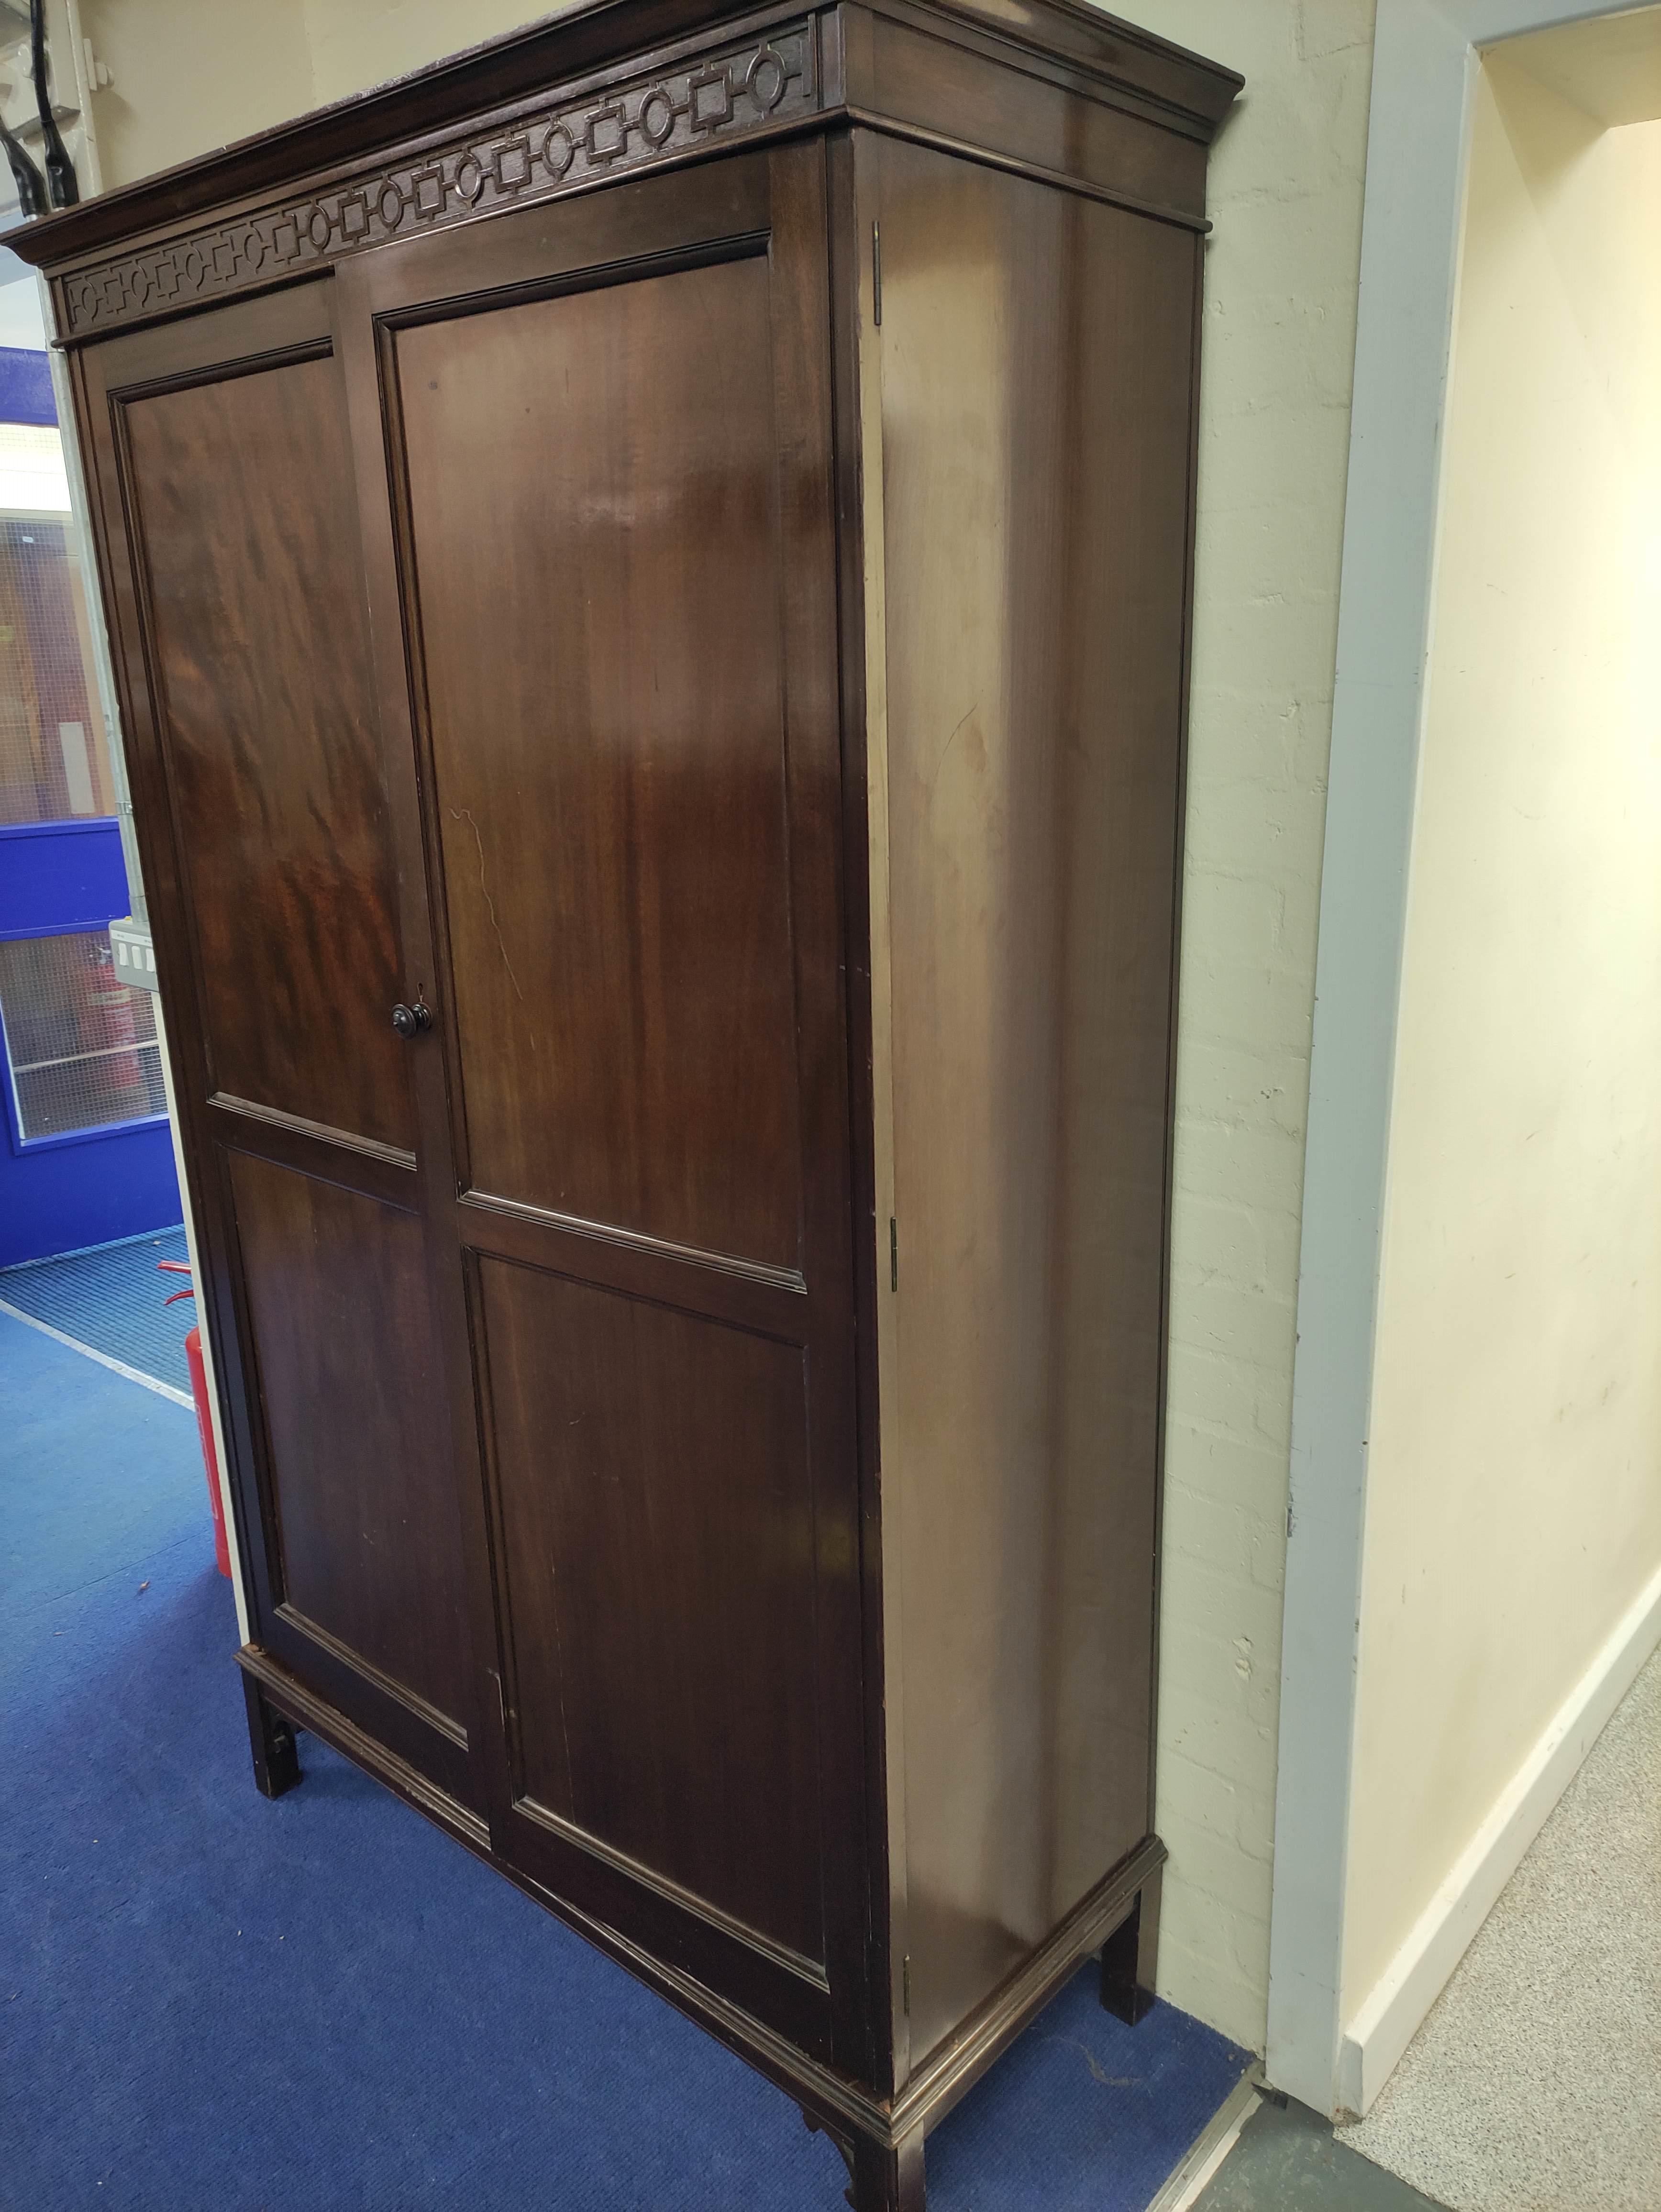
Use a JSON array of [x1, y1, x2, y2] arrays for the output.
[[185, 1322, 233, 1579], [160, 1261, 233, 1579]]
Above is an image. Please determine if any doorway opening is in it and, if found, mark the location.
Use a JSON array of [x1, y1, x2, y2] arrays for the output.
[[1333, 13, 1661, 2207]]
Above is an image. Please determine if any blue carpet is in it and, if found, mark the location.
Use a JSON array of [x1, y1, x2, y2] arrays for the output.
[[0, 1225, 191, 1394], [0, 1312, 1252, 2210]]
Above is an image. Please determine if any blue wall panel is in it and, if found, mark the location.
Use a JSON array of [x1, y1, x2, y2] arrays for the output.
[[0, 819, 131, 935], [0, 1120, 180, 1270], [0, 344, 57, 427]]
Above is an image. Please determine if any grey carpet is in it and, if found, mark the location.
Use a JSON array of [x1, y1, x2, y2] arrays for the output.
[[1341, 1644, 1661, 2212]]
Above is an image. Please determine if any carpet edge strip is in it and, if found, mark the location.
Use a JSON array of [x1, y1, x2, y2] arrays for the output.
[[0, 1295, 193, 1408]]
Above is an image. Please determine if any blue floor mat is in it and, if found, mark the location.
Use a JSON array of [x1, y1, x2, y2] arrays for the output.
[[0, 1225, 191, 1393], [0, 1311, 1253, 2211]]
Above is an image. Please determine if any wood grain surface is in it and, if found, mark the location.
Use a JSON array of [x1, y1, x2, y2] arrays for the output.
[[395, 251, 803, 1268], [122, 352, 413, 1152]]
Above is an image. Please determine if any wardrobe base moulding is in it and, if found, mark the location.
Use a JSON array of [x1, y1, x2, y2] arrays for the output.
[[240, 1641, 1167, 2187]]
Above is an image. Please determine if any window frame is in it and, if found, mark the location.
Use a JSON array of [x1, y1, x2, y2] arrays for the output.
[[0, 917, 169, 1155]]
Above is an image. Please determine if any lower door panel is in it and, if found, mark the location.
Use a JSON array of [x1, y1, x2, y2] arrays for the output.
[[224, 1143, 477, 1805], [473, 1250, 836, 2055]]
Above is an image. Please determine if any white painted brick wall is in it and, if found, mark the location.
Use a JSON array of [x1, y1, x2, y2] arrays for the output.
[[1117, 0, 1377, 2053]]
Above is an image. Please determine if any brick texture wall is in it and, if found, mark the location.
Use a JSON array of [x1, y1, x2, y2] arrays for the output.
[[1131, 0, 1375, 2051]]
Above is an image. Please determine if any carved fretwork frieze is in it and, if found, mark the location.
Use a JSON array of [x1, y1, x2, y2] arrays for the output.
[[60, 21, 818, 336]]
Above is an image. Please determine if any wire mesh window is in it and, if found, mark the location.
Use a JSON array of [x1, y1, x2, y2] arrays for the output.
[[0, 484, 114, 827], [0, 929, 166, 1141]]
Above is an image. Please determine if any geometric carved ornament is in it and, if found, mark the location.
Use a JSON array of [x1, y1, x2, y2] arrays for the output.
[[62, 22, 817, 336]]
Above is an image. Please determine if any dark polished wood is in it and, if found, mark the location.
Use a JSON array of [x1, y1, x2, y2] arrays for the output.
[[244, 1627, 1169, 2196], [821, 123, 903, 2100], [394, 249, 803, 1266], [864, 132, 1199, 2067], [70, 281, 486, 1813], [241, 1672, 301, 1800], [349, 137, 873, 2070], [224, 1151, 472, 1739], [853, 2129, 928, 2212], [25, 2, 1239, 2197], [476, 1254, 825, 1965], [841, 2, 1211, 222], [116, 344, 413, 1153], [10, 0, 1239, 344], [1101, 1867, 1162, 2026], [243, 1639, 1166, 2156]]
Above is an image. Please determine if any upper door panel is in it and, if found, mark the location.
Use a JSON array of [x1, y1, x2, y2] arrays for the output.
[[121, 349, 413, 1155], [393, 251, 803, 1270]]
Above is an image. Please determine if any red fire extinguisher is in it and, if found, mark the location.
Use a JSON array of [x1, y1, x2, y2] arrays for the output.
[[159, 1261, 233, 1580]]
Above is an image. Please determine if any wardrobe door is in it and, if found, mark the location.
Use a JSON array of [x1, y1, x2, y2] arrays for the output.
[[343, 145, 869, 2065], [77, 285, 484, 1811]]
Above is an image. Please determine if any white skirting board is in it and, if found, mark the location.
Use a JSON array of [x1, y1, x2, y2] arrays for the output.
[[1338, 1556, 1661, 2116]]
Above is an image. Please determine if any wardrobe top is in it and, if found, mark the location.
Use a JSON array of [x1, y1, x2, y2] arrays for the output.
[[7, 0, 1240, 341]]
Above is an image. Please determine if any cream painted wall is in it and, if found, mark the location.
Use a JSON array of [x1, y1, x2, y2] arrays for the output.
[[81, 0, 579, 183], [73, 0, 1378, 2055], [1341, 55, 1661, 2021], [299, 0, 572, 106], [81, 0, 310, 182]]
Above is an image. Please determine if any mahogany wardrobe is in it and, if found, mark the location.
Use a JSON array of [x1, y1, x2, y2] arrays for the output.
[[14, 3, 1239, 2202]]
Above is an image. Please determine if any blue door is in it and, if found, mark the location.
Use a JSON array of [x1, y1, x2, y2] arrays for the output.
[[0, 311, 179, 1267]]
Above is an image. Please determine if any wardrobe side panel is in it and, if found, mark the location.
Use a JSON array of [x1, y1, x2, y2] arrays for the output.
[[872, 133, 1200, 2066]]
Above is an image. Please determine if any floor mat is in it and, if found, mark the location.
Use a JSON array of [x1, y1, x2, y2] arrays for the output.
[[1196, 2094, 1450, 2210], [0, 1224, 191, 1394], [0, 1310, 1254, 2212]]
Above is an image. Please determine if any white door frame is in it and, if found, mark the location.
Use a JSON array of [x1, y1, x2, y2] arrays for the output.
[[1264, 0, 1660, 2118]]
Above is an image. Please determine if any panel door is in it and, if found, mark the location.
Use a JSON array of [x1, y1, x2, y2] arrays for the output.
[[341, 144, 870, 2066], [76, 284, 487, 1813]]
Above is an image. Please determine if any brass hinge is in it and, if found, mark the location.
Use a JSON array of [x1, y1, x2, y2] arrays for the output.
[[889, 1217, 898, 1293], [872, 220, 882, 327], [902, 1953, 912, 2014]]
